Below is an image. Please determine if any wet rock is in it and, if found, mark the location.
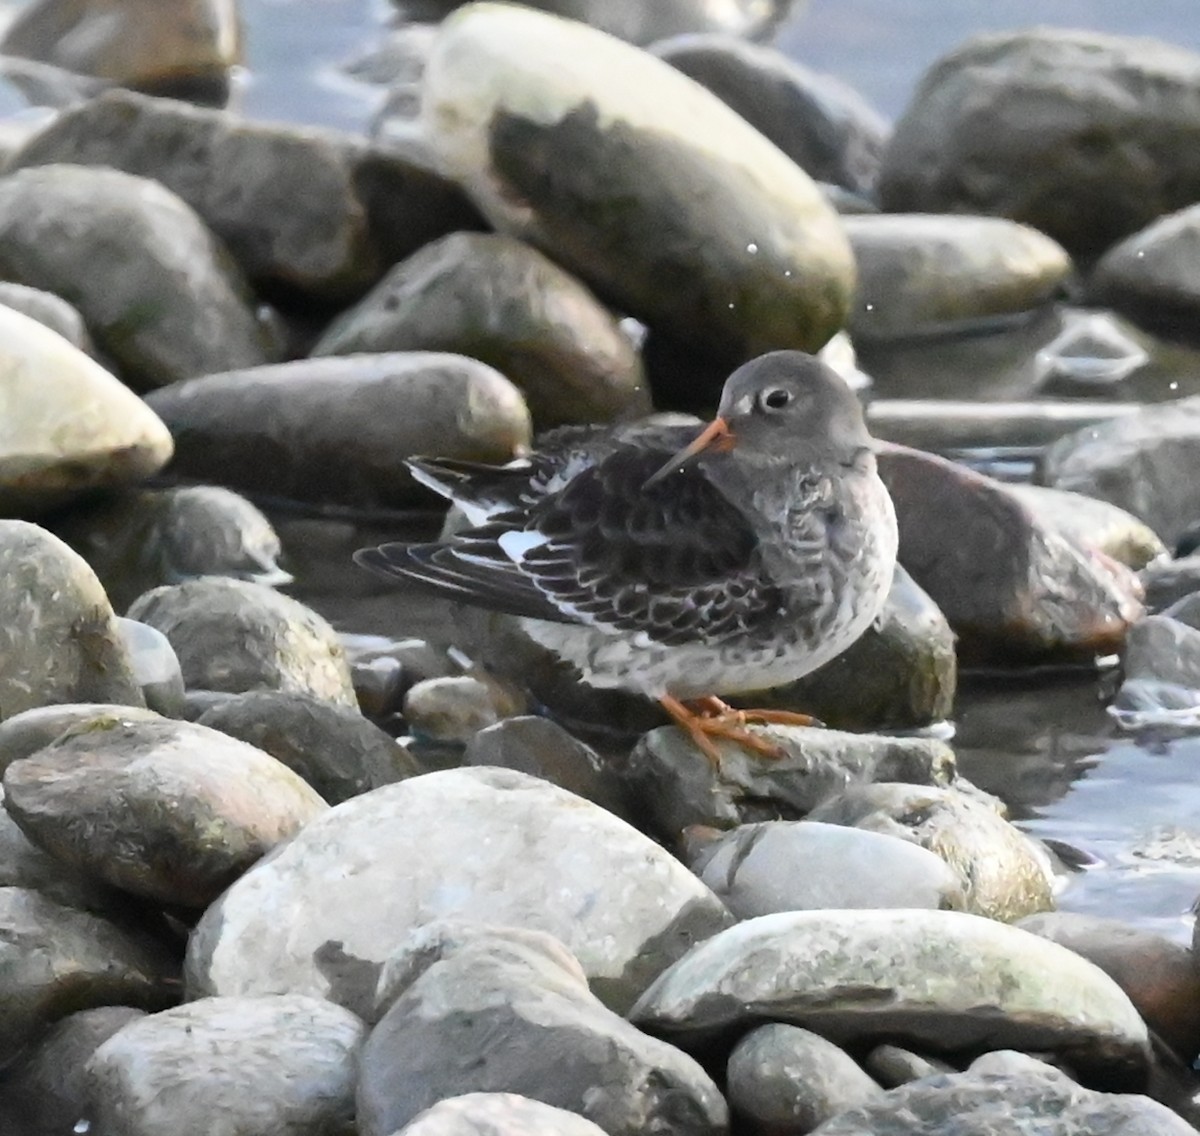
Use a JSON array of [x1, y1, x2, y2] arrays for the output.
[[843, 213, 1071, 340], [1111, 615, 1200, 727], [197, 689, 421, 804], [878, 28, 1200, 262], [402, 675, 502, 744], [54, 484, 289, 613], [0, 280, 92, 351], [727, 1023, 883, 1134], [0, 1006, 145, 1136], [3, 715, 327, 907], [0, 305, 173, 515], [1019, 911, 1200, 1063], [1005, 484, 1166, 570], [0, 521, 145, 719], [126, 577, 358, 709], [0, 164, 273, 389], [423, 3, 855, 363], [116, 618, 185, 716], [464, 716, 631, 819], [85, 995, 363, 1136], [734, 565, 956, 731], [1, 0, 239, 98], [627, 724, 955, 843], [1143, 556, 1200, 611], [358, 921, 727, 1136], [313, 231, 649, 429], [685, 820, 966, 918], [651, 33, 888, 195], [630, 909, 1151, 1088], [394, 1094, 610, 1136], [185, 767, 732, 1014], [12, 88, 484, 305], [879, 444, 1144, 662], [808, 783, 1055, 923], [1032, 308, 1151, 393], [145, 353, 532, 510], [0, 886, 176, 1066], [809, 1052, 1196, 1135], [1041, 396, 1200, 548]]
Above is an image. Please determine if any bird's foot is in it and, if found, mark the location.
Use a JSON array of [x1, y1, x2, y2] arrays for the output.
[[660, 695, 819, 766]]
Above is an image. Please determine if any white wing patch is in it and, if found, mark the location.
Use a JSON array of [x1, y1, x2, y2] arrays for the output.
[[497, 529, 550, 564]]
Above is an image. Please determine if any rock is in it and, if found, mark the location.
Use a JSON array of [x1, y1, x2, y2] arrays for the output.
[[0, 164, 274, 390], [0, 704, 163, 774], [843, 213, 1072, 339], [463, 716, 631, 819], [1019, 911, 1200, 1063], [0, 304, 173, 515], [809, 1052, 1197, 1135], [1143, 556, 1200, 611], [726, 1023, 883, 1134], [197, 689, 421, 804], [1005, 484, 1167, 570], [53, 485, 289, 613], [115, 618, 185, 716], [3, 716, 327, 907], [313, 231, 649, 429], [630, 909, 1152, 1089], [1088, 203, 1200, 335], [357, 921, 727, 1136], [402, 675, 502, 744], [1, 0, 239, 99], [685, 820, 966, 918], [0, 886, 176, 1066], [0, 521, 145, 719], [0, 280, 92, 350], [0, 1006, 145, 1136], [877, 28, 1200, 262], [126, 577, 358, 709], [651, 33, 888, 195], [1041, 396, 1200, 548], [879, 444, 1144, 662], [1111, 615, 1200, 727], [628, 724, 955, 843], [733, 565, 957, 731], [144, 353, 532, 509], [394, 1094, 610, 1136], [808, 783, 1055, 923], [346, 636, 456, 720], [185, 767, 732, 1014], [422, 3, 855, 364], [11, 89, 484, 305], [85, 995, 363, 1136], [864, 1045, 955, 1088]]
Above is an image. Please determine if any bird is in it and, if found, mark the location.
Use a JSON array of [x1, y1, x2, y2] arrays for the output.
[[356, 350, 898, 764]]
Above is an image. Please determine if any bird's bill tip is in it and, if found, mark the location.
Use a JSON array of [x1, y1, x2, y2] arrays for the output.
[[644, 416, 735, 486]]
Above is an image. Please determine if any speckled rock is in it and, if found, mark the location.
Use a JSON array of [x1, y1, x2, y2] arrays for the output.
[[878, 28, 1200, 261], [11, 88, 484, 304], [358, 921, 727, 1136], [422, 3, 855, 361], [0, 703, 162, 774], [0, 521, 145, 720], [145, 353, 531, 509], [0, 886, 176, 1066], [394, 1094, 610, 1136], [53, 485, 289, 613], [808, 783, 1056, 922], [126, 577, 358, 709], [0, 164, 274, 389], [313, 231, 649, 428], [1, 0, 239, 97], [630, 910, 1151, 1088], [185, 768, 732, 1015], [197, 689, 421, 804], [628, 723, 955, 844], [0, 304, 173, 514], [843, 213, 1072, 339], [85, 996, 364, 1136], [3, 716, 327, 907]]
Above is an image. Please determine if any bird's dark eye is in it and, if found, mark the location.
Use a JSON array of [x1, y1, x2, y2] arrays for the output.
[[760, 387, 793, 411]]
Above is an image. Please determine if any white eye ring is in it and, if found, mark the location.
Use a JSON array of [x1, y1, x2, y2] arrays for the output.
[[759, 387, 793, 411]]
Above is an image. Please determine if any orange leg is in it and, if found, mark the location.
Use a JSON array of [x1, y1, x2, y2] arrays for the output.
[[660, 695, 821, 766]]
